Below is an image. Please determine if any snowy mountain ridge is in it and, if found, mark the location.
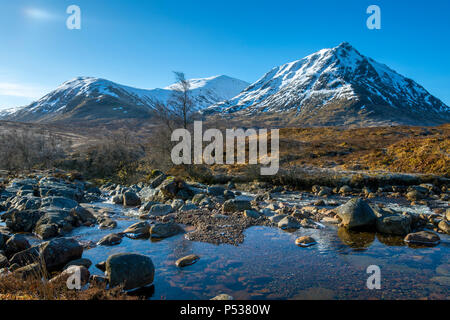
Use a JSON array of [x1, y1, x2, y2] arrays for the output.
[[205, 42, 449, 126]]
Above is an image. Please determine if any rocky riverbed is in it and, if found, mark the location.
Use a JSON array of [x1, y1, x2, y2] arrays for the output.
[[0, 170, 449, 299]]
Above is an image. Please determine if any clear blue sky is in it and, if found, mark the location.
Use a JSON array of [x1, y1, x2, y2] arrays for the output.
[[1, 0, 449, 109]]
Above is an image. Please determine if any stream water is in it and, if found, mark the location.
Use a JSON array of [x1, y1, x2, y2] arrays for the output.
[[61, 194, 450, 300]]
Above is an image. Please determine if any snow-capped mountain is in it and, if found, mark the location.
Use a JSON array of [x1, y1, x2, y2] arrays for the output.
[[2, 75, 249, 123], [206, 42, 449, 126]]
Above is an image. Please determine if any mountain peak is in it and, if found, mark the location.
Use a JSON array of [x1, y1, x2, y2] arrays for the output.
[[207, 44, 449, 126], [1, 74, 249, 123]]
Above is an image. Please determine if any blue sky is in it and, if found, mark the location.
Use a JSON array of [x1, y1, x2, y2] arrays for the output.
[[1, 0, 449, 109]]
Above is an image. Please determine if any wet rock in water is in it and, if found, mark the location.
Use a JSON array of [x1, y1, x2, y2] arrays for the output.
[[123, 221, 150, 239], [50, 265, 90, 286], [244, 210, 260, 219], [106, 253, 155, 290], [98, 217, 117, 230], [404, 231, 440, 246], [446, 208, 450, 221], [39, 237, 83, 272], [150, 222, 184, 239], [438, 220, 450, 234], [9, 246, 39, 267], [123, 191, 141, 207], [376, 215, 412, 236], [336, 198, 376, 230], [149, 204, 174, 216], [211, 294, 234, 300], [278, 216, 301, 230], [222, 199, 252, 213], [300, 218, 320, 229], [4, 234, 30, 258], [176, 254, 200, 267], [97, 233, 123, 246], [295, 236, 317, 247], [269, 214, 287, 224], [63, 258, 92, 270]]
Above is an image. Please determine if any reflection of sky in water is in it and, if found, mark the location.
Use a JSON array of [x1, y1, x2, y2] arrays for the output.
[[2, 195, 449, 300], [64, 199, 450, 300]]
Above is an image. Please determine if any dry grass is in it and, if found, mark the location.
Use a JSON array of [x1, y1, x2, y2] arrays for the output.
[[278, 124, 450, 176], [0, 273, 139, 300]]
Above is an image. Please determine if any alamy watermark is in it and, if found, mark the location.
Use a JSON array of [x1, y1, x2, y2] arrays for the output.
[[366, 5, 381, 30], [366, 265, 381, 290], [171, 121, 279, 176], [66, 5, 81, 30]]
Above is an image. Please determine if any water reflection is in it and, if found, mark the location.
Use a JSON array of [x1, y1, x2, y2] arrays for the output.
[[376, 233, 406, 247], [337, 228, 375, 250]]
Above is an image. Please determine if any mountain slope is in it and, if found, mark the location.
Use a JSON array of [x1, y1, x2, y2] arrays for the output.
[[206, 42, 449, 127], [2, 75, 249, 123]]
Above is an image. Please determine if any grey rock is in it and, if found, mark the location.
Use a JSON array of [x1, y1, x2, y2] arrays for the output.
[[106, 253, 155, 290], [336, 198, 376, 230]]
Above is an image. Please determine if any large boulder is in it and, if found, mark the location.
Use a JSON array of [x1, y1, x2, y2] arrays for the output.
[[376, 215, 411, 235], [40, 196, 79, 210], [39, 238, 83, 272], [123, 191, 141, 207], [106, 253, 155, 290], [158, 177, 192, 200], [150, 222, 184, 239], [6, 209, 44, 232], [336, 198, 376, 230]]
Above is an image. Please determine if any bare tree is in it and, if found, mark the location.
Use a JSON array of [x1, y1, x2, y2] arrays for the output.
[[152, 71, 195, 130], [169, 71, 194, 129]]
